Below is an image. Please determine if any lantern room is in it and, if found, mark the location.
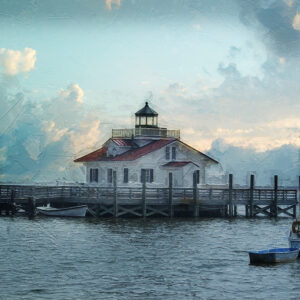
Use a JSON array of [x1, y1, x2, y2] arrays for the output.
[[135, 102, 158, 128]]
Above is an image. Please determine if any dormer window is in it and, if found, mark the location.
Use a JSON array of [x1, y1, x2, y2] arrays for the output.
[[166, 146, 176, 160], [166, 146, 170, 159], [172, 146, 176, 160]]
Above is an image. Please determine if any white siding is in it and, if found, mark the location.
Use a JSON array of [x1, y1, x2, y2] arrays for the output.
[[83, 140, 221, 187]]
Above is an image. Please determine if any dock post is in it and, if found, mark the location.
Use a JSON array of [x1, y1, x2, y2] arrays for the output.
[[193, 172, 199, 217], [273, 175, 278, 218], [298, 176, 300, 217], [249, 174, 254, 217], [10, 189, 16, 215], [96, 204, 100, 218], [228, 174, 233, 217], [113, 171, 118, 218], [27, 196, 36, 217], [168, 172, 174, 217], [142, 171, 147, 218]]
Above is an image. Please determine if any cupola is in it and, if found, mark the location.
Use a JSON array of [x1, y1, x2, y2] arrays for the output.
[[135, 102, 158, 128]]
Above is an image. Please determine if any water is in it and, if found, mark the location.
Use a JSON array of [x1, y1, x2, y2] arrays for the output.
[[0, 216, 299, 300]]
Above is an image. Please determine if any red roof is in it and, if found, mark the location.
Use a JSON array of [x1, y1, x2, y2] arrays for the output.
[[74, 139, 175, 162], [162, 161, 199, 167], [74, 147, 108, 162], [111, 138, 175, 161]]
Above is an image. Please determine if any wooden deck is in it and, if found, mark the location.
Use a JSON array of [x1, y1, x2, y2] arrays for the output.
[[0, 180, 298, 218]]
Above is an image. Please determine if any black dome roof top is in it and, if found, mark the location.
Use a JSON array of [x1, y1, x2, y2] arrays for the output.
[[135, 102, 158, 116]]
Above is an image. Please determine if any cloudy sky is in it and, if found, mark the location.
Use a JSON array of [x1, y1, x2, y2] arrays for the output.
[[0, 0, 300, 184]]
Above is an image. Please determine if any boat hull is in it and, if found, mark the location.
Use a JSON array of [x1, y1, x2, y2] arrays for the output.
[[249, 248, 299, 264], [36, 205, 88, 217]]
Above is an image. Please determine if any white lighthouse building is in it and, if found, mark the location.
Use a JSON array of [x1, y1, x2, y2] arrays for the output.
[[74, 102, 220, 187]]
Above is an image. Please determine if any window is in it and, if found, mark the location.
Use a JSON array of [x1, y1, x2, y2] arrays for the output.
[[107, 168, 113, 183], [89, 168, 98, 183], [172, 146, 176, 160], [147, 116, 153, 126], [166, 146, 170, 160], [141, 169, 154, 183], [123, 168, 129, 183], [141, 116, 146, 125], [136, 116, 140, 126]]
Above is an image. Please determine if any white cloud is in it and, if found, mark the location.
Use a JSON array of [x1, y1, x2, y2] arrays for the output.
[[0, 48, 36, 75], [292, 14, 300, 30], [279, 57, 286, 64], [58, 84, 84, 103], [105, 0, 121, 10], [69, 118, 101, 153], [193, 24, 202, 31], [284, 0, 294, 7]]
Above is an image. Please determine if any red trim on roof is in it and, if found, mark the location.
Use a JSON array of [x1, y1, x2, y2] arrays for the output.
[[74, 139, 176, 162], [162, 161, 199, 167], [111, 138, 175, 161], [74, 147, 108, 162]]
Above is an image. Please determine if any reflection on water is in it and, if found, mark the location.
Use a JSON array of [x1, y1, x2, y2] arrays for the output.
[[0, 216, 299, 299]]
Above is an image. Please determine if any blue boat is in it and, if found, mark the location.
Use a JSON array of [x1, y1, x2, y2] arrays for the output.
[[249, 248, 299, 264]]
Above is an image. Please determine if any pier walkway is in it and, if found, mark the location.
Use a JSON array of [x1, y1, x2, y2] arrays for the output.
[[0, 174, 297, 218]]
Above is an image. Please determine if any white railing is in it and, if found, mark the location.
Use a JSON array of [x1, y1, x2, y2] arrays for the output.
[[112, 128, 180, 139]]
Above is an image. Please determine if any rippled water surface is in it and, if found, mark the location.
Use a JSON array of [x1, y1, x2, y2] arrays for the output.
[[0, 216, 299, 299]]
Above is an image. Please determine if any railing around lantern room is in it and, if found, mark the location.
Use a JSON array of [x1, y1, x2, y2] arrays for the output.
[[112, 128, 180, 139]]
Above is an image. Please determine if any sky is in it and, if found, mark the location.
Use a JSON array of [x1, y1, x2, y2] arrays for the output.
[[0, 0, 300, 185]]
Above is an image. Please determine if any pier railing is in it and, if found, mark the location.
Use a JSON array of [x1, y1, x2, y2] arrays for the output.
[[0, 184, 297, 206]]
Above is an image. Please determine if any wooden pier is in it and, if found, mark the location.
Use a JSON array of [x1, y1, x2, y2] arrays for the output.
[[0, 174, 298, 218]]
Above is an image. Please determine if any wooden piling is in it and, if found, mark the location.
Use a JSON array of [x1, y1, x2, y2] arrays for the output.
[[142, 171, 147, 218], [113, 171, 118, 218], [228, 174, 233, 217], [298, 176, 300, 216], [10, 189, 16, 215], [248, 174, 254, 217], [27, 196, 36, 217], [273, 175, 278, 218], [168, 172, 174, 217], [193, 172, 199, 217]]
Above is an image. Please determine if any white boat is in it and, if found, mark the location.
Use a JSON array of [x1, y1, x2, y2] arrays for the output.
[[288, 221, 300, 250], [36, 205, 88, 217]]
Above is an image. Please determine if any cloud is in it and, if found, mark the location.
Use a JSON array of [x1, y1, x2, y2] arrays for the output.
[[284, 0, 295, 7], [292, 13, 300, 30], [208, 139, 299, 186], [0, 48, 36, 75], [0, 82, 103, 183], [69, 117, 101, 153], [238, 1, 300, 57], [58, 83, 84, 103], [105, 0, 121, 11]]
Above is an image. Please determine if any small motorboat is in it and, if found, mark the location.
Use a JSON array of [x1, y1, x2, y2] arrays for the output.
[[36, 205, 88, 217], [249, 248, 299, 264], [288, 221, 300, 250]]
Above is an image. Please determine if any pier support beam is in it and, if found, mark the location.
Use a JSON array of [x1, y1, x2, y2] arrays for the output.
[[228, 174, 233, 217], [169, 173, 174, 217], [142, 171, 147, 218], [249, 174, 254, 218], [273, 175, 278, 218], [27, 196, 36, 217], [113, 171, 118, 218], [193, 172, 199, 217]]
